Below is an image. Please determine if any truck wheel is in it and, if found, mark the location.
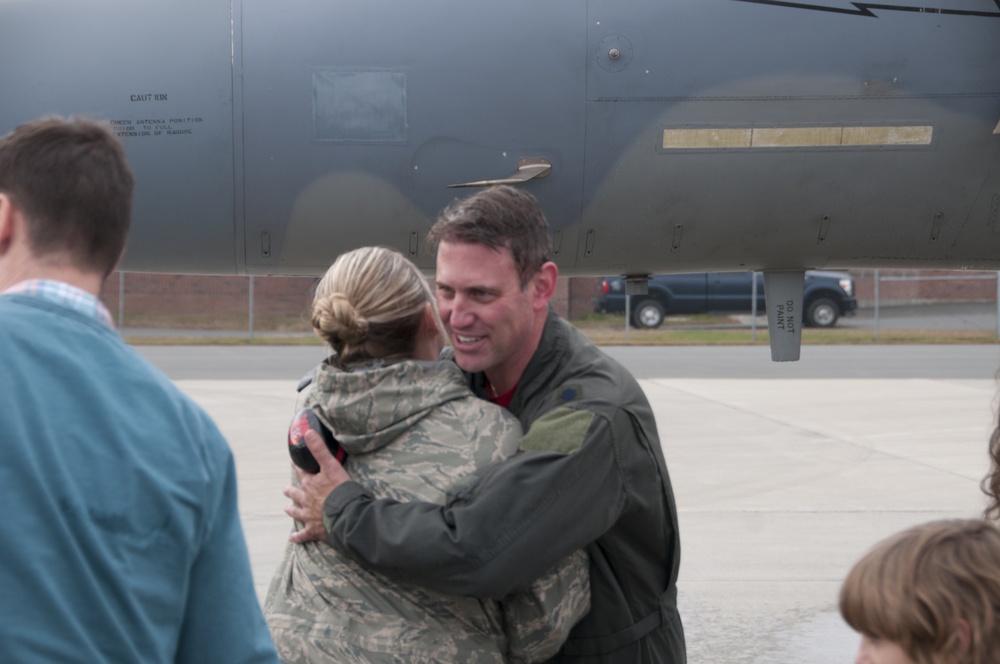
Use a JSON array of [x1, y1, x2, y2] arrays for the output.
[[632, 300, 665, 328], [805, 297, 839, 327]]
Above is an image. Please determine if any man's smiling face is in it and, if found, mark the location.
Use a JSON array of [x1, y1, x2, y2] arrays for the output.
[[434, 240, 540, 394]]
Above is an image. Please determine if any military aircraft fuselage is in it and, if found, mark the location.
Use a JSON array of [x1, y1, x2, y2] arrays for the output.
[[2, 0, 999, 278]]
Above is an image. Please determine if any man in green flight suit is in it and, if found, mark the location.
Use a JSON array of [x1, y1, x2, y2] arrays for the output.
[[286, 185, 686, 663]]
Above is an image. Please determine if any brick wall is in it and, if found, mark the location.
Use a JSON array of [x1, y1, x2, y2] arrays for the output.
[[100, 272, 601, 330], [100, 273, 317, 331], [851, 269, 997, 306]]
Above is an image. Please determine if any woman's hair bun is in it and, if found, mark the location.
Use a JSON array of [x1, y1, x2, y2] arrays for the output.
[[312, 292, 368, 346]]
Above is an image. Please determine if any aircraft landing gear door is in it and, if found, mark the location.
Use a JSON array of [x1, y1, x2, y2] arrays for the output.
[[239, 0, 587, 275], [763, 271, 804, 362]]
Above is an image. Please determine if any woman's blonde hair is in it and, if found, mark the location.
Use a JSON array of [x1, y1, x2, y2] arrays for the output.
[[312, 246, 440, 364], [839, 519, 1000, 664]]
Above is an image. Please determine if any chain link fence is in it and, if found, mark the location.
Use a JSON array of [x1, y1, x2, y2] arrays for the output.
[[98, 273, 319, 341], [589, 269, 1000, 340], [98, 270, 1000, 342], [97, 271, 600, 342], [860, 269, 1000, 339]]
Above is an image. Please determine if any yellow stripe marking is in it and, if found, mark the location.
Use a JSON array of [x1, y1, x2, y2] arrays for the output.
[[662, 125, 933, 149]]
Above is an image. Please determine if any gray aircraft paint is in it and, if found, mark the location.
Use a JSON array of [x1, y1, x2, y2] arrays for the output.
[[2, 0, 998, 357]]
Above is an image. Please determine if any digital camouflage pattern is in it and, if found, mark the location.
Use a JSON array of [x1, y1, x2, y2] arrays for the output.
[[265, 358, 589, 663]]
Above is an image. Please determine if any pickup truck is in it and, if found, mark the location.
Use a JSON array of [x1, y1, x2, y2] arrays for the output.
[[593, 271, 858, 329]]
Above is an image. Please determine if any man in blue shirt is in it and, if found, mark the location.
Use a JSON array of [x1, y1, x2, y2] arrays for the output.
[[0, 116, 277, 663]]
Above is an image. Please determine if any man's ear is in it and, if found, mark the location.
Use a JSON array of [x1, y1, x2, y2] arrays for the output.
[[0, 193, 16, 253], [531, 260, 559, 310]]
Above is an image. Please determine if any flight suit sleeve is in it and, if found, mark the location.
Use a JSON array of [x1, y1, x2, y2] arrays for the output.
[[176, 444, 279, 663], [322, 406, 628, 598]]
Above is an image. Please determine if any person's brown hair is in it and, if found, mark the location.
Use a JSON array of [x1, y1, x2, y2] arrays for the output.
[[312, 246, 440, 365], [839, 519, 1000, 664], [0, 116, 133, 277], [982, 403, 1000, 520], [427, 185, 552, 289]]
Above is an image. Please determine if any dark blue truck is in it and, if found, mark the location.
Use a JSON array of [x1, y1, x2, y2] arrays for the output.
[[593, 271, 858, 329]]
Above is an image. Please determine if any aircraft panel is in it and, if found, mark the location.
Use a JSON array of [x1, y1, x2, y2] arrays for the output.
[[578, 0, 1000, 274], [586, 0, 1000, 101], [0, 1, 237, 274], [239, 0, 587, 275], [3, 0, 998, 283]]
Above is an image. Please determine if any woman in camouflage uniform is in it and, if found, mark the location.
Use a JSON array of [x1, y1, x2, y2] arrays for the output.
[[264, 246, 589, 663]]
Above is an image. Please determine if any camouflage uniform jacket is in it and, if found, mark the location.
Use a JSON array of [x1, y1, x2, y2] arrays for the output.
[[322, 311, 685, 662], [265, 357, 590, 664]]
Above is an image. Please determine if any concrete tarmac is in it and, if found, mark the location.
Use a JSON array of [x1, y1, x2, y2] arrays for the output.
[[139, 344, 1000, 664]]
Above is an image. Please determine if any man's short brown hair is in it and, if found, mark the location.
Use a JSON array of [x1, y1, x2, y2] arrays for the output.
[[839, 519, 1000, 664], [0, 116, 133, 277], [427, 185, 552, 289]]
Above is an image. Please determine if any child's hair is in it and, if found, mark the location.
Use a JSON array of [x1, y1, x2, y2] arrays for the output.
[[839, 519, 1000, 664], [981, 402, 1000, 520], [311, 246, 440, 364]]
